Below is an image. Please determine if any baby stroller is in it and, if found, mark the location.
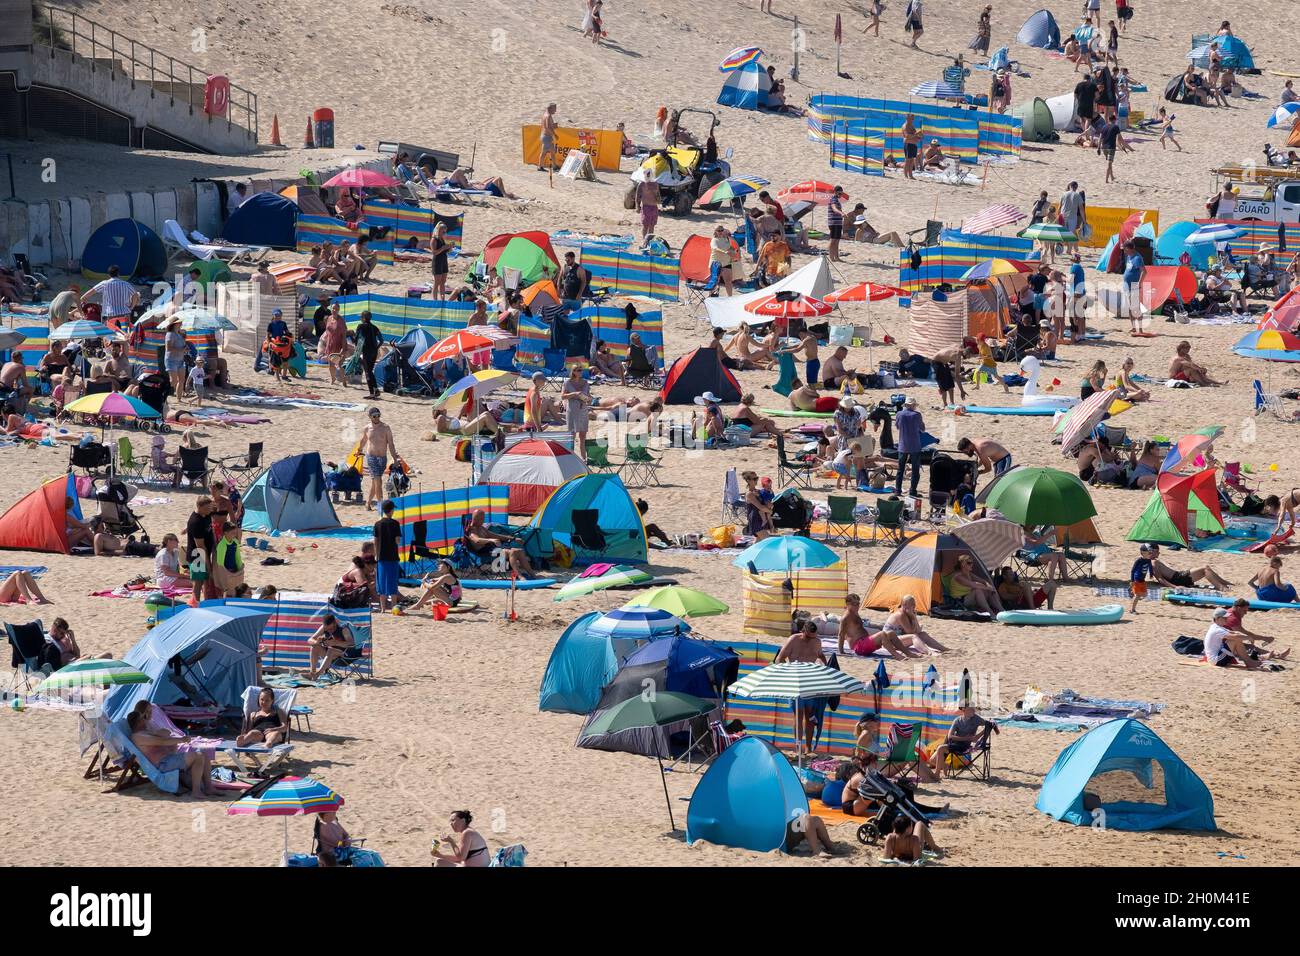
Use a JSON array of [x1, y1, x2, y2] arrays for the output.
[[384, 458, 411, 499], [853, 768, 936, 846], [771, 489, 814, 535], [92, 476, 149, 543], [134, 371, 173, 433]]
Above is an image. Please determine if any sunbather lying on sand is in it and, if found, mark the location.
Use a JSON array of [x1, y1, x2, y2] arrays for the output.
[[0, 569, 51, 605], [3, 407, 76, 442], [432, 408, 501, 436], [594, 396, 662, 432], [441, 167, 515, 198]]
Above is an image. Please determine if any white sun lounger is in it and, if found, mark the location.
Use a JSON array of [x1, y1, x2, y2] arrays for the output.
[[162, 219, 269, 264]]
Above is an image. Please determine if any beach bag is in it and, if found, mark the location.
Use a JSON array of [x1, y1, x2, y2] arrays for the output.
[[551, 541, 574, 569], [331, 582, 369, 609], [1172, 635, 1204, 657], [453, 439, 473, 462], [709, 524, 737, 548]]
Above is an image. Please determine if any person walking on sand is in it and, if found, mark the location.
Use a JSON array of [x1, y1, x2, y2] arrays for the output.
[[1098, 115, 1132, 183], [865, 0, 882, 36], [635, 177, 660, 243], [970, 5, 992, 56], [904, 0, 924, 47], [539, 103, 558, 172], [589, 0, 604, 43], [1157, 107, 1181, 151], [360, 406, 400, 511], [354, 309, 383, 399], [826, 186, 847, 262]]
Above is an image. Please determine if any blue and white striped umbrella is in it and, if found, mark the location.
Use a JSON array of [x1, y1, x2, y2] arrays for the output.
[[909, 80, 965, 99], [49, 319, 123, 341], [1185, 223, 1245, 245], [1268, 102, 1300, 129], [587, 606, 689, 640]]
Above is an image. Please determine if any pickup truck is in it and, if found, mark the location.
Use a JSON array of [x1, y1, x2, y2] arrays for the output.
[[1222, 181, 1300, 223]]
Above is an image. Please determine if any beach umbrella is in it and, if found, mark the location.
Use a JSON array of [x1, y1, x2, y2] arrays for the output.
[[776, 180, 842, 205], [1259, 288, 1300, 333], [168, 306, 236, 332], [731, 534, 838, 572], [1058, 387, 1124, 455], [63, 391, 163, 420], [1268, 102, 1300, 129], [720, 46, 764, 71], [554, 564, 655, 601], [951, 517, 1025, 569], [745, 292, 832, 318], [1185, 223, 1245, 245], [414, 329, 498, 367], [960, 258, 1034, 282], [431, 368, 516, 408], [962, 204, 1026, 235], [910, 80, 966, 99], [587, 606, 689, 640], [1160, 434, 1217, 475], [35, 659, 150, 692], [728, 661, 866, 701], [49, 319, 122, 341], [1232, 328, 1300, 362], [624, 585, 729, 618], [824, 282, 907, 303], [0, 330, 26, 349], [227, 775, 345, 858], [322, 168, 398, 188], [983, 467, 1097, 527], [697, 175, 770, 205], [1019, 223, 1077, 243], [578, 692, 716, 829]]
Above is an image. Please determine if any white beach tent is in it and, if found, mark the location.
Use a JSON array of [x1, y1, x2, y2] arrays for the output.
[[703, 256, 835, 329]]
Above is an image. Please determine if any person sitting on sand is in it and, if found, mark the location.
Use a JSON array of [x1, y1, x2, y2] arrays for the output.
[[1221, 598, 1291, 659], [1124, 441, 1162, 491], [921, 139, 948, 170], [236, 686, 290, 748], [725, 323, 774, 370], [784, 810, 840, 858], [948, 554, 1004, 614], [1146, 543, 1231, 591], [883, 813, 941, 862], [337, 554, 375, 607], [432, 810, 490, 867], [1169, 340, 1224, 386], [63, 496, 100, 550], [1115, 356, 1150, 402], [153, 533, 192, 591], [1204, 607, 1289, 668], [590, 341, 626, 382], [995, 566, 1049, 610], [410, 560, 463, 612], [837, 594, 924, 659], [463, 509, 536, 577], [741, 470, 775, 539], [884, 595, 949, 654], [1249, 556, 1298, 603], [636, 498, 671, 547], [0, 569, 52, 605], [730, 394, 777, 436], [128, 708, 217, 796], [927, 703, 998, 778], [307, 614, 356, 680]]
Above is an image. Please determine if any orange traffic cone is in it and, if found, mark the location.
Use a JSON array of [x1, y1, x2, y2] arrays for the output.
[[270, 114, 282, 146], [303, 116, 315, 149]]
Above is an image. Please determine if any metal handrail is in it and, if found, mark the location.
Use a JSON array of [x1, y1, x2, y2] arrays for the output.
[[34, 3, 258, 143]]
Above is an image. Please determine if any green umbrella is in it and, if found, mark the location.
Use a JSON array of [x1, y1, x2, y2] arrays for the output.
[[623, 585, 729, 618], [983, 467, 1097, 527], [578, 692, 716, 829], [553, 565, 655, 602], [35, 659, 151, 692], [1019, 223, 1078, 243]]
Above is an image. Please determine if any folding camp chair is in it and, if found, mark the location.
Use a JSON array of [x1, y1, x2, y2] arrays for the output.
[[114, 436, 148, 483], [5, 620, 51, 692], [323, 635, 373, 682], [570, 508, 608, 561], [584, 440, 618, 474], [775, 432, 815, 489], [721, 467, 747, 523], [1058, 535, 1097, 584], [905, 220, 943, 253], [68, 441, 112, 478], [685, 262, 721, 306], [1254, 379, 1297, 422], [869, 496, 908, 547], [943, 729, 993, 781], [620, 434, 662, 487], [880, 723, 923, 780], [212, 441, 264, 489], [178, 445, 211, 488], [823, 494, 860, 545], [708, 720, 746, 756]]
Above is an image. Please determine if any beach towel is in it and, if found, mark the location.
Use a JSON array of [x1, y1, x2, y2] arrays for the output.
[[807, 799, 861, 826], [263, 672, 344, 688], [0, 566, 47, 577], [229, 392, 368, 412], [91, 582, 191, 599]]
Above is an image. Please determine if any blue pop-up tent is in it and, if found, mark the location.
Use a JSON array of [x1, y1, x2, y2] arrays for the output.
[[103, 606, 273, 722], [687, 736, 809, 852], [1035, 718, 1216, 831], [241, 452, 341, 534], [524, 474, 648, 564], [1188, 35, 1255, 70], [223, 192, 299, 249], [1016, 10, 1061, 50], [718, 59, 773, 111], [596, 635, 739, 710], [539, 611, 639, 714], [1154, 221, 1212, 270], [81, 218, 167, 281]]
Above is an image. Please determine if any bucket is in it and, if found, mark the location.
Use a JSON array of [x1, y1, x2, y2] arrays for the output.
[[432, 603, 449, 621]]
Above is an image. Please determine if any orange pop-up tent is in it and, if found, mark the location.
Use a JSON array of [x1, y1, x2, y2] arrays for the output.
[[0, 474, 81, 554]]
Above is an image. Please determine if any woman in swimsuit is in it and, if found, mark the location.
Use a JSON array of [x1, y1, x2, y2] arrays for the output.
[[1127, 441, 1162, 490], [236, 687, 290, 747], [307, 614, 355, 680], [433, 810, 490, 867], [1080, 361, 1107, 400], [0, 569, 52, 605], [316, 811, 352, 866], [411, 560, 463, 612], [730, 394, 778, 436], [1116, 357, 1149, 402], [950, 555, 1004, 614]]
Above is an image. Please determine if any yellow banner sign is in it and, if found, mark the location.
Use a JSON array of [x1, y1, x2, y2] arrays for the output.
[[1081, 206, 1159, 248], [521, 125, 623, 173]]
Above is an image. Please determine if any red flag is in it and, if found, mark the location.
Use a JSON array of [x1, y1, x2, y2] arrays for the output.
[[834, 13, 842, 43]]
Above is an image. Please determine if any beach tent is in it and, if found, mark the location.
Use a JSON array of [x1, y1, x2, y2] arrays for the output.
[[863, 531, 995, 615], [679, 234, 714, 283], [0, 474, 81, 554], [479, 439, 588, 515], [1259, 288, 1300, 332], [102, 606, 274, 723], [1290, 118, 1300, 149], [188, 258, 233, 288], [1126, 470, 1223, 547], [538, 612, 636, 714], [686, 736, 808, 852], [717, 59, 773, 111], [80, 218, 167, 281], [278, 184, 331, 217], [704, 256, 834, 329], [1017, 10, 1061, 49], [1096, 220, 1156, 273], [240, 452, 341, 534], [374, 327, 441, 393], [476, 231, 560, 286], [524, 474, 648, 563], [1138, 265, 1198, 311], [1011, 97, 1057, 142], [1042, 92, 1079, 132], [658, 346, 742, 405], [1154, 221, 1211, 270], [1188, 35, 1255, 71], [222, 192, 299, 249], [1036, 718, 1215, 831], [594, 635, 739, 710]]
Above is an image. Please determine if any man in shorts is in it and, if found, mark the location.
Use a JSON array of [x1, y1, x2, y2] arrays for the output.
[[837, 594, 921, 660], [927, 704, 998, 778], [373, 498, 403, 614], [539, 102, 558, 172], [1147, 543, 1231, 591], [901, 115, 921, 180], [360, 406, 400, 512]]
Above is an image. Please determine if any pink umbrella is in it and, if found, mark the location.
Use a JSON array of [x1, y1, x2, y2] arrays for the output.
[[322, 168, 398, 188]]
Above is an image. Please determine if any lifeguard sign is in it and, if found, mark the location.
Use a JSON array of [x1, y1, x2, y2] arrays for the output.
[[204, 75, 230, 116]]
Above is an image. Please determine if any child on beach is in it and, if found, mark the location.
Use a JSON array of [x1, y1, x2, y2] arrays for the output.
[[1158, 108, 1181, 151], [188, 357, 207, 407]]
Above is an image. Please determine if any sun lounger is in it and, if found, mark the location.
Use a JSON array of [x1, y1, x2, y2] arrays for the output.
[[220, 741, 294, 776], [162, 220, 269, 264], [101, 718, 181, 794]]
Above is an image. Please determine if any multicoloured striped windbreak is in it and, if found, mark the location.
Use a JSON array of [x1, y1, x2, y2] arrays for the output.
[[390, 484, 509, 568], [361, 199, 464, 250], [829, 122, 885, 177], [723, 641, 964, 756], [213, 594, 373, 675], [897, 229, 1036, 298], [807, 94, 1021, 159], [1192, 218, 1294, 259], [129, 328, 218, 375], [295, 214, 394, 265], [226, 776, 344, 816], [14, 325, 48, 384], [582, 305, 664, 365], [335, 294, 479, 342], [742, 564, 848, 639], [579, 246, 680, 302]]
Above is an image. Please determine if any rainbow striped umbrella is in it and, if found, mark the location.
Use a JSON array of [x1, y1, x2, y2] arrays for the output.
[[228, 775, 345, 858], [720, 46, 763, 72], [431, 368, 517, 408], [1232, 328, 1300, 362], [961, 258, 1035, 281], [697, 175, 770, 204], [63, 391, 162, 419], [49, 319, 123, 342]]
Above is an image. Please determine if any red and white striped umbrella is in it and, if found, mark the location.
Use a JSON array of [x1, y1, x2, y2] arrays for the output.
[[414, 329, 498, 367], [776, 181, 842, 206], [824, 282, 908, 303], [745, 293, 833, 318], [1058, 388, 1121, 456], [961, 203, 1026, 236]]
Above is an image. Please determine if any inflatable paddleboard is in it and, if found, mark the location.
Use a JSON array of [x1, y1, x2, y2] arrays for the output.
[[996, 604, 1124, 625], [761, 408, 836, 418], [402, 577, 557, 590], [951, 405, 1057, 416], [1165, 592, 1300, 611]]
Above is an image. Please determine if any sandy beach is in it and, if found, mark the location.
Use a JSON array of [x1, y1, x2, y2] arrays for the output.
[[2, 0, 1299, 868]]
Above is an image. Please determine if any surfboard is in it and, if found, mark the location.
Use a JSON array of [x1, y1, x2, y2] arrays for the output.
[[1165, 592, 1300, 611], [996, 604, 1124, 626], [950, 405, 1058, 416]]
